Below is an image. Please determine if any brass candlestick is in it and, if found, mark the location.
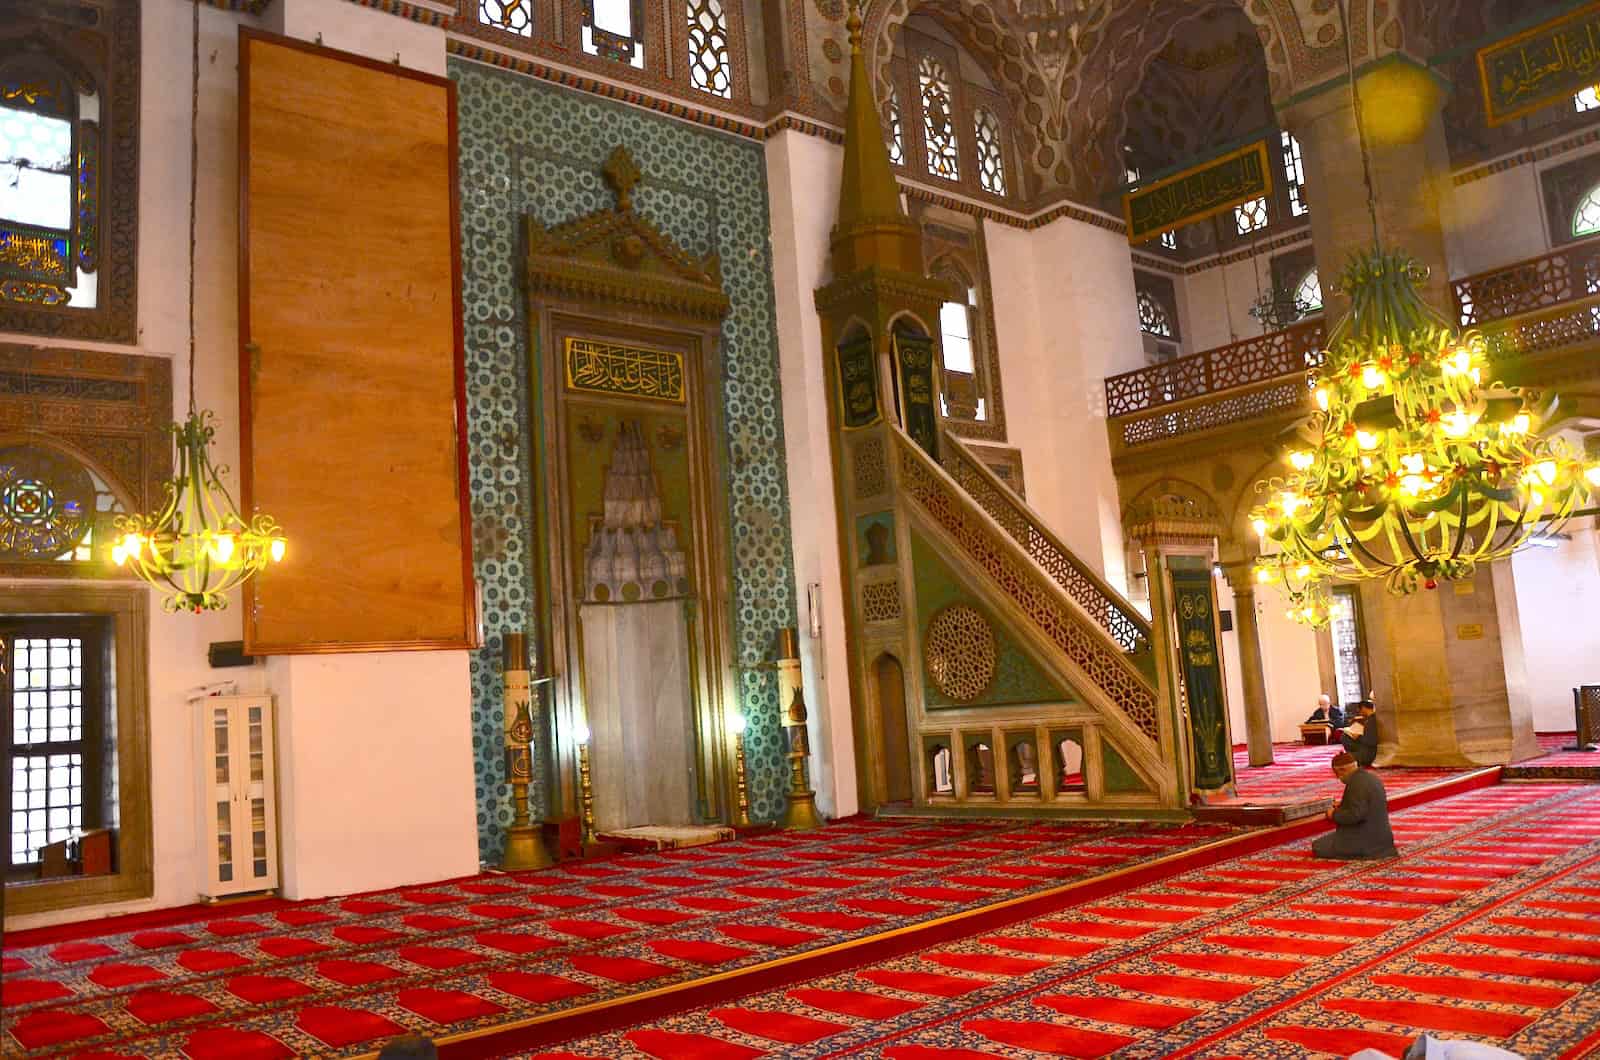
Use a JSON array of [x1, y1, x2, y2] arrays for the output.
[[731, 715, 752, 827], [500, 633, 552, 870], [575, 726, 595, 847], [774, 627, 821, 831]]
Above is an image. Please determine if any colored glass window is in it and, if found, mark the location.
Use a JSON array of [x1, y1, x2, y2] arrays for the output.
[[974, 107, 1005, 196], [918, 56, 959, 181]]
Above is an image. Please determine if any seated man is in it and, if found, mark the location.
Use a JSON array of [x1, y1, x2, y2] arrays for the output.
[[1304, 693, 1343, 726], [1313, 750, 1396, 860], [1336, 699, 1379, 767]]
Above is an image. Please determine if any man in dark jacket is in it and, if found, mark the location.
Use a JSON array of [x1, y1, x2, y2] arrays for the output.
[[1312, 750, 1397, 860], [1337, 699, 1379, 766]]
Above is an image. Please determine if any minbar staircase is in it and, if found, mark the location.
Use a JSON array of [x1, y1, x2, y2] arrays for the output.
[[839, 419, 1182, 817]]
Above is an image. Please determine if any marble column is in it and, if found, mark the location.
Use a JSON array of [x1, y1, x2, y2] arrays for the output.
[[1280, 57, 1454, 317], [1224, 566, 1276, 768]]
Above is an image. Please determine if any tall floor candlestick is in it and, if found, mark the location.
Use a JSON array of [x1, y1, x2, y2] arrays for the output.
[[575, 725, 595, 847], [731, 714, 752, 827], [500, 633, 552, 870], [774, 627, 821, 830]]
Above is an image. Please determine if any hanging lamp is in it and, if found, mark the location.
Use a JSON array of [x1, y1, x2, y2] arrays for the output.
[[111, 0, 286, 612], [1247, 1, 1599, 630]]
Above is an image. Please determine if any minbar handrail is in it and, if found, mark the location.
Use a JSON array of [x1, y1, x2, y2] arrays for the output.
[[1452, 234, 1600, 327], [1104, 317, 1326, 419], [939, 428, 1153, 656]]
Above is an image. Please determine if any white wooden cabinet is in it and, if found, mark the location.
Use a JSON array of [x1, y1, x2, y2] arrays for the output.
[[195, 695, 279, 897]]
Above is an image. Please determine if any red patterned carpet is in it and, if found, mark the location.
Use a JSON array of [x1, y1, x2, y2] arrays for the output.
[[1, 816, 1243, 1058], [539, 783, 1600, 1060], [1505, 732, 1600, 780], [1225, 741, 1470, 806]]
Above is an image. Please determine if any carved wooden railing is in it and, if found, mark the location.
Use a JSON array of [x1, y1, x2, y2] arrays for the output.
[[938, 430, 1153, 661], [1104, 317, 1326, 418], [1453, 236, 1600, 326], [894, 430, 1161, 743]]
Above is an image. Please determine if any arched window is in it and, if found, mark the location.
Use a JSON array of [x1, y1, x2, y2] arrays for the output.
[[1136, 289, 1174, 338], [918, 56, 959, 181], [1573, 183, 1600, 237], [478, 0, 533, 36], [0, 445, 126, 567], [1295, 267, 1323, 313], [0, 55, 99, 310], [687, 0, 732, 98], [886, 83, 905, 167], [583, 0, 645, 67], [974, 108, 1006, 196]]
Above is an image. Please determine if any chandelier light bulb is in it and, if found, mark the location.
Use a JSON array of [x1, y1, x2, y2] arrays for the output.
[[1288, 450, 1314, 471], [1506, 412, 1531, 435], [1441, 410, 1479, 438], [1251, 516, 1270, 536], [1361, 363, 1384, 388], [1530, 460, 1559, 486], [1356, 429, 1381, 450], [270, 538, 287, 562], [1315, 387, 1331, 411]]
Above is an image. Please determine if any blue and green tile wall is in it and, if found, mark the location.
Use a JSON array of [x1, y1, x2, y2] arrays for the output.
[[451, 60, 798, 861]]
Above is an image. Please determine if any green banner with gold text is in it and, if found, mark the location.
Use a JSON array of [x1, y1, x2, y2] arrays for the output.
[[893, 332, 939, 461], [1172, 567, 1232, 791], [1479, 1, 1600, 127], [1123, 141, 1272, 245]]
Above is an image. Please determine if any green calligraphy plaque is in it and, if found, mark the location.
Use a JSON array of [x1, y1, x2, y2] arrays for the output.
[[835, 333, 880, 429], [1171, 567, 1233, 791], [1479, 1, 1600, 126], [565, 337, 685, 403], [1123, 141, 1272, 245], [893, 332, 939, 461]]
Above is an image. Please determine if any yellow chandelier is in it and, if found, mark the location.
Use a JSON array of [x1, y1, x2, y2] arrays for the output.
[[1250, 248, 1599, 629], [110, 0, 287, 613]]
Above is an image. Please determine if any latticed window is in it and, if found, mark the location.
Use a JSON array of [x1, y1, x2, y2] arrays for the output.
[[918, 56, 959, 181], [973, 108, 1005, 196], [1234, 196, 1269, 235], [1296, 267, 1323, 313], [0, 445, 124, 567], [1574, 183, 1600, 237], [1159, 230, 1177, 250], [583, 0, 645, 67], [1281, 131, 1308, 218], [1, 56, 99, 310], [1577, 86, 1600, 112], [478, 0, 533, 36], [4, 617, 110, 874], [687, 0, 732, 98], [886, 84, 905, 166], [1136, 289, 1173, 337]]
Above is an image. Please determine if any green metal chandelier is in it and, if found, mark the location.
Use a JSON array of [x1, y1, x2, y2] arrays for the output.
[[110, 0, 286, 613], [1249, 248, 1599, 629]]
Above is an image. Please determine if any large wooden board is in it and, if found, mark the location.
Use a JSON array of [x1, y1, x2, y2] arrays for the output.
[[239, 31, 475, 653]]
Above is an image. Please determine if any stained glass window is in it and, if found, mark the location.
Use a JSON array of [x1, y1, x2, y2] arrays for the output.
[[1136, 289, 1173, 337], [478, 0, 533, 37], [687, 0, 732, 98], [1281, 131, 1308, 218], [886, 83, 905, 166], [918, 56, 959, 181], [1234, 195, 1269, 235], [0, 445, 124, 566], [1296, 267, 1323, 313], [1577, 86, 1600, 112], [1574, 183, 1600, 237], [583, 0, 645, 67], [974, 108, 1006, 196], [0, 56, 99, 310]]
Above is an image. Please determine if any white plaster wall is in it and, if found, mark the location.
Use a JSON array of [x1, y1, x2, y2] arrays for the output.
[[4, 0, 475, 930], [1508, 520, 1600, 732], [764, 129, 857, 820], [1442, 163, 1547, 279], [1254, 591, 1326, 743], [1214, 580, 1250, 749], [1008, 213, 1143, 588], [1178, 256, 1273, 355]]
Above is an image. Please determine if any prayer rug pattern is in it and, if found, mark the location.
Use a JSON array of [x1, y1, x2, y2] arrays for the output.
[[537, 783, 1600, 1059], [1226, 741, 1469, 806], [0, 816, 1237, 1058]]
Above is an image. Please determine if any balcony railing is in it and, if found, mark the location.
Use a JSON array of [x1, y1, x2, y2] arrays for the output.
[[1104, 317, 1326, 418], [1453, 236, 1600, 327]]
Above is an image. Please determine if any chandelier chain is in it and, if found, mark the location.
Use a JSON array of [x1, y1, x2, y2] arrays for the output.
[[1337, 0, 1383, 254], [189, 0, 200, 415]]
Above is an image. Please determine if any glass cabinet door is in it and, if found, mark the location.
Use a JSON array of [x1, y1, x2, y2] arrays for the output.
[[212, 704, 235, 885]]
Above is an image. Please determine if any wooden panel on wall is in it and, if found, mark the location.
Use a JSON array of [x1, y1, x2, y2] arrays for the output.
[[239, 30, 475, 653]]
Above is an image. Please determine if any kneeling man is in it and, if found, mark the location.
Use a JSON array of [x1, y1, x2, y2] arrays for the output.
[[1312, 751, 1396, 860]]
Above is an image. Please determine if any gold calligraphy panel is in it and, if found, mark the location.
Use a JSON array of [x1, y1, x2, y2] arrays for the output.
[[1479, 1, 1600, 126], [564, 337, 686, 403], [1123, 141, 1272, 245]]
